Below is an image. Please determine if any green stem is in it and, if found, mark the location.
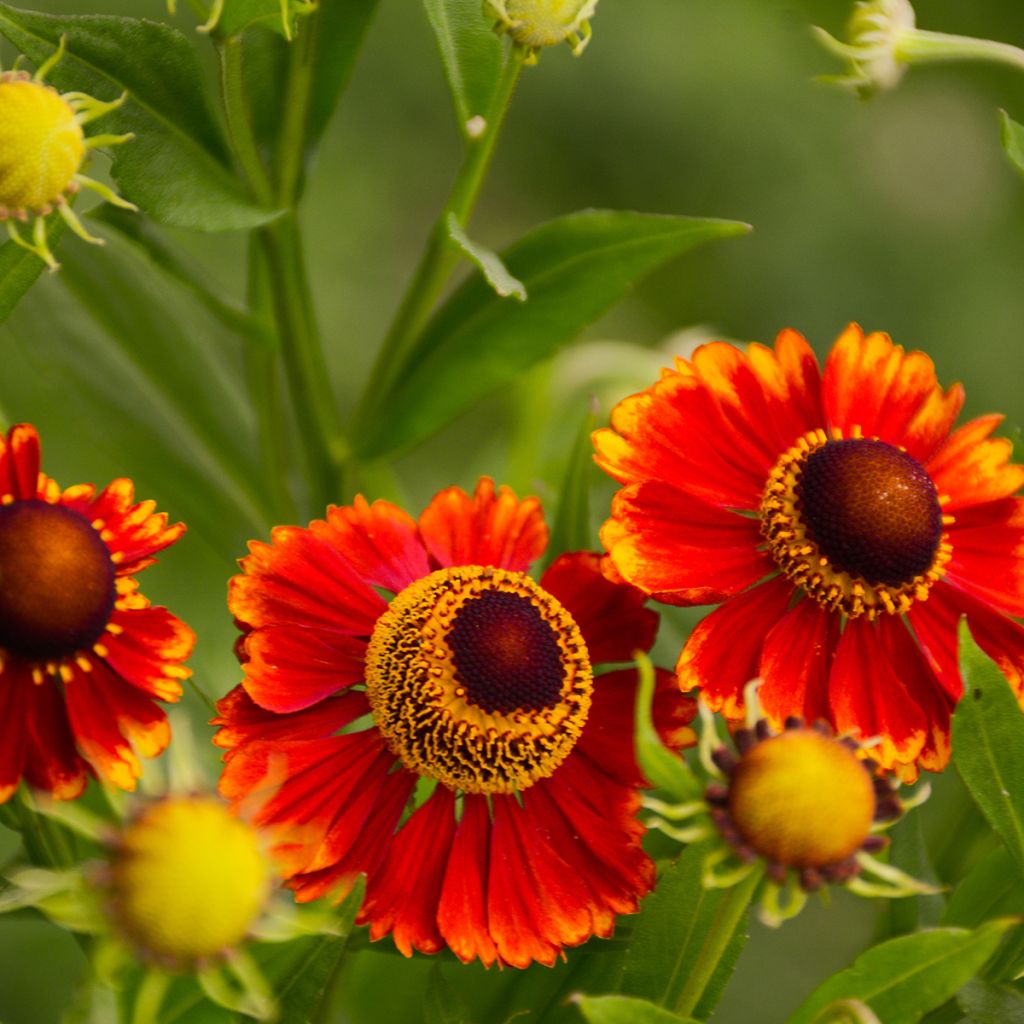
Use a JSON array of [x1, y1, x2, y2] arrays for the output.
[[671, 868, 761, 1018], [131, 970, 171, 1024], [275, 13, 320, 206], [353, 45, 527, 425], [897, 29, 1024, 73], [258, 214, 345, 512], [218, 36, 274, 207]]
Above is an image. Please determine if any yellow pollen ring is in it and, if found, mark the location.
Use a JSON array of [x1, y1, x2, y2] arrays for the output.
[[365, 566, 593, 796], [759, 429, 951, 619]]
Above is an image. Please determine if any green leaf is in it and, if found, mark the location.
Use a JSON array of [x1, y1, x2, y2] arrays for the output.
[[958, 978, 1024, 1023], [446, 213, 526, 300], [999, 110, 1024, 178], [0, 5, 277, 231], [353, 210, 748, 459], [0, 218, 64, 324], [944, 848, 1024, 929], [544, 402, 598, 565], [421, 0, 503, 138], [617, 843, 755, 1016], [953, 628, 1024, 875], [570, 994, 700, 1024], [425, 964, 470, 1024], [788, 921, 1017, 1024], [217, 0, 313, 39]]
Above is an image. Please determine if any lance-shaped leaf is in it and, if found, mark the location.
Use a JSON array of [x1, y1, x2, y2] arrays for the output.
[[447, 214, 526, 300], [543, 401, 598, 567], [353, 210, 748, 459], [0, 4, 277, 230], [787, 921, 1017, 1024], [571, 994, 700, 1024], [422, 0, 503, 138], [999, 110, 1024, 178], [953, 627, 1024, 876]]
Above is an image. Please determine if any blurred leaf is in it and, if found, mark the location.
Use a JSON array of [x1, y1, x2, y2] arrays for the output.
[[884, 810, 945, 937], [944, 848, 1024, 929], [0, 5, 277, 231], [90, 206, 275, 346], [617, 842, 753, 1016], [953, 628, 1024, 876], [958, 977, 1024, 1023], [446, 214, 526, 300], [306, 0, 381, 156], [421, 0, 503, 137], [788, 921, 1017, 1024], [0, 218, 64, 324], [570, 993, 699, 1024], [809, 1000, 882, 1024], [545, 402, 597, 564], [425, 964, 470, 1024], [354, 210, 748, 459], [999, 111, 1024, 178]]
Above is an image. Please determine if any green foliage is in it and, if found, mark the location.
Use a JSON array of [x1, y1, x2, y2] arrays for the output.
[[0, 4, 277, 230], [571, 993, 700, 1024], [957, 978, 1024, 1023], [544, 403, 598, 563], [788, 921, 1017, 1024], [953, 629, 1024, 876], [352, 211, 748, 459], [421, 0, 504, 138], [999, 110, 1024, 177], [446, 213, 526, 300], [216, 0, 311, 39], [0, 219, 64, 324]]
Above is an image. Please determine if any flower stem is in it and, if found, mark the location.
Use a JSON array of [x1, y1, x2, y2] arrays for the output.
[[352, 45, 527, 427], [897, 30, 1024, 73], [670, 866, 762, 1018]]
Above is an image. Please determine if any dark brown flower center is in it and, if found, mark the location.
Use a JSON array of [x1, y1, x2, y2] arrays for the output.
[[796, 439, 942, 587], [0, 500, 116, 660], [448, 589, 564, 714]]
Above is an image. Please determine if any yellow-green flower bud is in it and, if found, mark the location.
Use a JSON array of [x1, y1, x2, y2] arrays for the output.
[[485, 0, 598, 61]]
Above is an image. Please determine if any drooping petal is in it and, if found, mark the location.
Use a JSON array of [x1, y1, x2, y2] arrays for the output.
[[359, 786, 457, 957], [828, 617, 927, 770], [600, 481, 772, 605], [906, 587, 963, 702], [418, 477, 547, 571], [822, 324, 964, 462], [540, 551, 657, 663], [22, 673, 89, 800], [676, 576, 793, 719], [313, 497, 432, 595], [926, 415, 1024, 511], [230, 525, 386, 635], [0, 661, 31, 802], [240, 626, 367, 713], [100, 606, 193, 702], [759, 597, 840, 726]]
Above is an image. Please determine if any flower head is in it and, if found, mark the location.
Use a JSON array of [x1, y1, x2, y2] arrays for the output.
[[485, 0, 598, 62], [108, 795, 271, 964], [0, 38, 136, 269], [0, 423, 194, 800], [214, 478, 695, 967], [594, 325, 1024, 776]]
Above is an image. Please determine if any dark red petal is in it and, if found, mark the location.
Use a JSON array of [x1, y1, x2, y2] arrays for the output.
[[418, 477, 547, 571], [676, 576, 793, 719], [240, 626, 367, 713], [313, 497, 432, 594], [822, 325, 964, 463], [906, 588, 964, 702], [0, 424, 42, 501], [22, 674, 88, 800], [828, 617, 927, 770], [0, 661, 30, 802], [359, 786, 457, 957], [601, 481, 772, 606], [437, 794, 497, 967], [230, 525, 386, 635], [760, 597, 840, 726], [540, 551, 657, 663]]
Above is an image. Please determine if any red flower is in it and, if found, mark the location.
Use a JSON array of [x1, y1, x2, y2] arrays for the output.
[[214, 478, 694, 967], [593, 325, 1024, 775], [0, 424, 194, 801]]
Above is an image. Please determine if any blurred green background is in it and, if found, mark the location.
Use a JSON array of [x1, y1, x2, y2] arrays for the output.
[[1, 0, 1023, 1020]]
